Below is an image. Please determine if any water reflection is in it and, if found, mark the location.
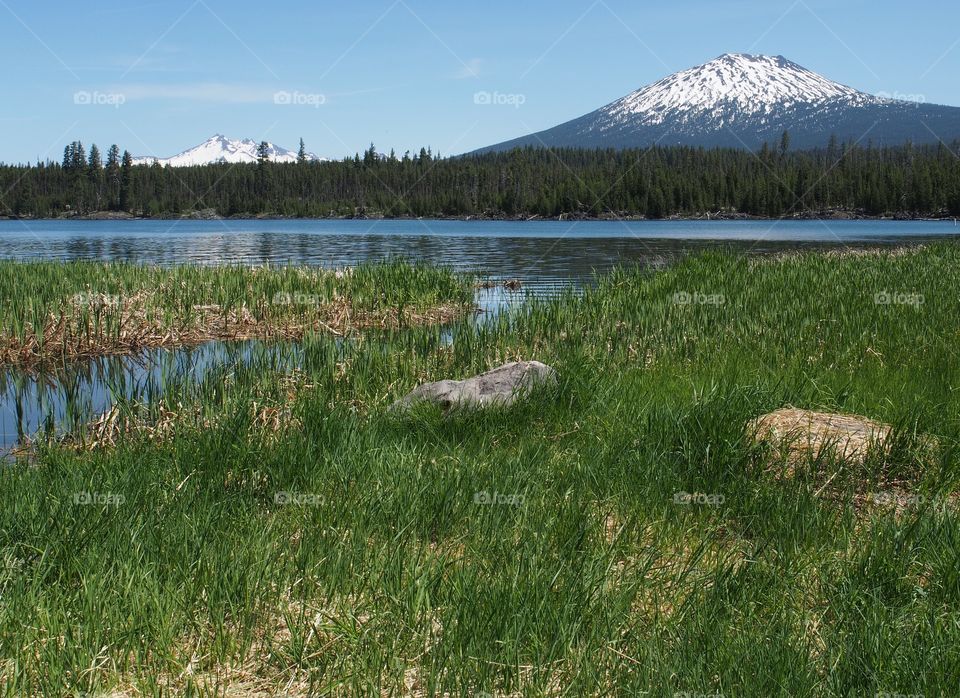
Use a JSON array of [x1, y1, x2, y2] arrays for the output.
[[2, 219, 958, 287], [0, 342, 294, 453]]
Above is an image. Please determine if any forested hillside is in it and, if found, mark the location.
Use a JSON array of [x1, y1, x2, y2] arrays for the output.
[[2, 138, 960, 219]]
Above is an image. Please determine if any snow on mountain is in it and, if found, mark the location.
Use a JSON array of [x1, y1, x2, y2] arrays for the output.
[[600, 53, 876, 128], [133, 135, 326, 167], [477, 53, 960, 152]]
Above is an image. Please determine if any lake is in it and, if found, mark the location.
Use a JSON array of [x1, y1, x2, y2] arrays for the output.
[[2, 218, 958, 454], [2, 218, 958, 282]]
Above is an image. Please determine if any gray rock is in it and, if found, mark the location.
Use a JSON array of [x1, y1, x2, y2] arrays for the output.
[[390, 361, 557, 412]]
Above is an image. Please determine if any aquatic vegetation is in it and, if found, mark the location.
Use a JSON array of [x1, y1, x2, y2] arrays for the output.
[[1, 245, 959, 696], [0, 259, 473, 365]]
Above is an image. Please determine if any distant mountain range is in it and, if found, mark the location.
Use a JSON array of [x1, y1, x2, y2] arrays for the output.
[[477, 53, 960, 152], [133, 135, 326, 167]]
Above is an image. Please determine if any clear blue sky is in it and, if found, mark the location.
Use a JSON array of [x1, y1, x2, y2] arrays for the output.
[[1, 0, 958, 163]]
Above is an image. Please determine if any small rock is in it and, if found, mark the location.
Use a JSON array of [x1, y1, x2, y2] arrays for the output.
[[185, 207, 222, 220], [390, 361, 557, 412]]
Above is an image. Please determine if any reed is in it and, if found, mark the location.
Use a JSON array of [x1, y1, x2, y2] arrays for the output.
[[0, 258, 473, 366]]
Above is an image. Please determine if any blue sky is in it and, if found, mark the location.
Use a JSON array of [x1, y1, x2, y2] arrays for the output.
[[1, 0, 958, 163]]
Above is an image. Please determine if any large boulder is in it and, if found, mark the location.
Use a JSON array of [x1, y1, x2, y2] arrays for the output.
[[390, 361, 557, 412]]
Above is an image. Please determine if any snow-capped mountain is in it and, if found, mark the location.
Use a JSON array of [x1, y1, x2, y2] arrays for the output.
[[133, 135, 326, 166], [602, 53, 874, 125], [478, 53, 960, 152]]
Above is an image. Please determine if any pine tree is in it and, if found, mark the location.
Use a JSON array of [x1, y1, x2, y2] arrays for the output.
[[88, 144, 102, 172], [71, 142, 87, 171], [759, 142, 772, 162], [87, 144, 104, 210], [779, 131, 791, 156], [106, 145, 120, 169], [827, 134, 840, 161], [256, 142, 271, 203], [297, 138, 307, 164], [106, 145, 121, 210], [119, 150, 133, 212]]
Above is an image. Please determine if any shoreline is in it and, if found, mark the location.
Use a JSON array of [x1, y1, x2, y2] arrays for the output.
[[2, 211, 959, 223]]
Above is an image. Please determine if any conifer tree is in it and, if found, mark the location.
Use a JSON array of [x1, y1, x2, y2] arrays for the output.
[[106, 144, 120, 169], [106, 145, 121, 210], [119, 150, 133, 212], [256, 142, 271, 203], [70, 142, 87, 171], [87, 144, 104, 209], [779, 131, 791, 156], [88, 144, 102, 172]]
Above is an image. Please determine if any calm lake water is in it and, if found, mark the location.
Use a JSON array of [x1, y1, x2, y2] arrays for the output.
[[2, 218, 958, 454], [2, 218, 958, 280]]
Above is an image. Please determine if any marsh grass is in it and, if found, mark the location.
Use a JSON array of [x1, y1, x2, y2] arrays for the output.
[[0, 259, 473, 366], [2, 245, 960, 696]]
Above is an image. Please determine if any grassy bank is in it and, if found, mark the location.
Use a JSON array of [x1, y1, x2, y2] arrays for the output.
[[2, 246, 959, 696], [0, 259, 473, 366]]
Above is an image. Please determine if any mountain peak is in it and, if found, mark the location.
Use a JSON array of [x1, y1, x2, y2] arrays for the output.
[[709, 53, 799, 70], [604, 53, 871, 128], [133, 136, 326, 167], [477, 52, 960, 153], [713, 52, 785, 61]]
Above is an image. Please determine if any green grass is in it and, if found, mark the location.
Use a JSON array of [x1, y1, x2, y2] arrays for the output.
[[2, 245, 960, 696], [0, 258, 473, 365]]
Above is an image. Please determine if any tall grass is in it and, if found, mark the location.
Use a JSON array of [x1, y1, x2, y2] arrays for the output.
[[0, 258, 473, 365], [1, 245, 959, 695]]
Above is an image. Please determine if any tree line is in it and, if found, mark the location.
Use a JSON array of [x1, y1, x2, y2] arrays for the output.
[[1, 136, 959, 219]]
